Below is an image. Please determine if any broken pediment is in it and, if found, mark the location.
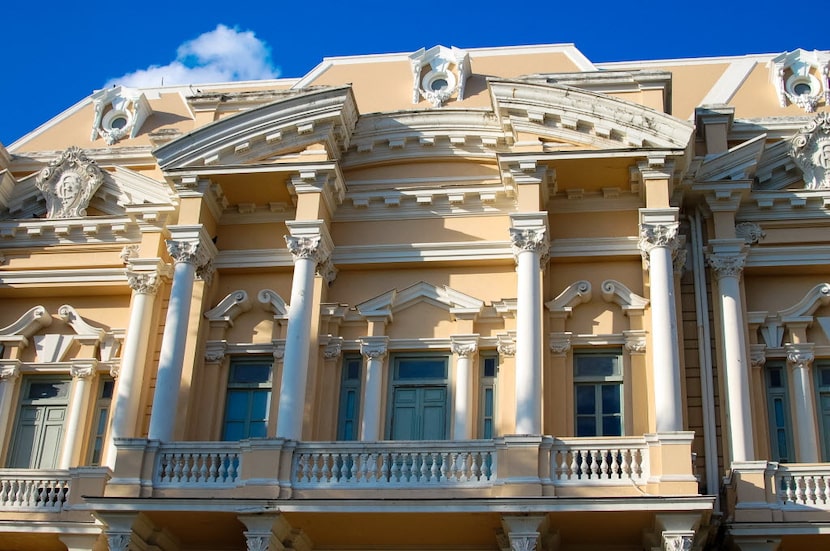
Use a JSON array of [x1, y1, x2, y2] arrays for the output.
[[154, 86, 358, 171], [357, 281, 484, 322], [489, 80, 693, 150]]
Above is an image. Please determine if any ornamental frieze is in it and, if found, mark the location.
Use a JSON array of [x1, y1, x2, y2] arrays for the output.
[[35, 147, 104, 219]]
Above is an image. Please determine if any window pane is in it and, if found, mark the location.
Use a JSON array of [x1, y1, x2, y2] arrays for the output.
[[821, 368, 830, 388], [346, 360, 361, 380], [602, 415, 622, 436], [224, 391, 248, 422], [601, 384, 621, 414], [231, 363, 270, 384], [576, 417, 596, 437], [28, 382, 70, 400], [768, 368, 783, 388], [575, 355, 619, 378], [576, 386, 596, 415], [483, 357, 497, 378], [397, 359, 446, 379]]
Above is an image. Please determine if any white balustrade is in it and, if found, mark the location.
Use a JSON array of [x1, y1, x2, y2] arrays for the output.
[[0, 470, 70, 511], [155, 444, 241, 487], [292, 441, 496, 487], [775, 465, 830, 507], [551, 437, 648, 484]]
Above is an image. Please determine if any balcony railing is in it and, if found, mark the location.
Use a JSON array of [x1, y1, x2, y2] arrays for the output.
[[0, 467, 110, 514], [0, 470, 69, 511], [110, 432, 696, 499], [775, 464, 830, 507], [293, 441, 496, 488]]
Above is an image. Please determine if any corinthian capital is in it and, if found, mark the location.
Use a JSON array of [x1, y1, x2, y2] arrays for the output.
[[638, 223, 680, 253], [510, 227, 549, 256], [0, 362, 21, 381], [451, 337, 478, 357], [786, 344, 815, 370], [360, 338, 388, 360], [706, 251, 746, 280], [285, 235, 324, 263], [126, 270, 161, 295], [166, 239, 209, 266]]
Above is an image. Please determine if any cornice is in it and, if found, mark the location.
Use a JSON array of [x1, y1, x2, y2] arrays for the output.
[[746, 246, 830, 268], [0, 268, 128, 286], [0, 216, 141, 247], [9, 147, 158, 173]]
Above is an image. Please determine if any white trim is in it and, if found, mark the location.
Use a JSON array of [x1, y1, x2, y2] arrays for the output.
[[694, 59, 758, 117], [0, 268, 128, 286]]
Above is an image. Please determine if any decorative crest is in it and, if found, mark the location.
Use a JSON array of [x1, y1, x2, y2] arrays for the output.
[[409, 46, 471, 107], [35, 147, 104, 218], [791, 112, 830, 189]]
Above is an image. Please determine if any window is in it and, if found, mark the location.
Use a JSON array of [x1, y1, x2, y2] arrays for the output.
[[221, 358, 272, 441], [574, 350, 623, 437], [8, 377, 71, 468], [765, 363, 793, 462], [87, 377, 114, 465], [387, 356, 449, 440], [479, 354, 498, 439], [337, 355, 362, 441], [817, 364, 830, 461]]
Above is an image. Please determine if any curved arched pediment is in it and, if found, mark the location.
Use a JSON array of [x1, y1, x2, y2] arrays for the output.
[[357, 281, 484, 321], [489, 80, 693, 150], [154, 86, 358, 171]]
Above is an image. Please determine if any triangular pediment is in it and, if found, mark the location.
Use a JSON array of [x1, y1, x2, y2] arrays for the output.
[[489, 80, 693, 150], [154, 86, 358, 172], [357, 281, 484, 320]]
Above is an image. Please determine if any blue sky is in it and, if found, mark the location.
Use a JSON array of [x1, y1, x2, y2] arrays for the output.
[[0, 1, 820, 146]]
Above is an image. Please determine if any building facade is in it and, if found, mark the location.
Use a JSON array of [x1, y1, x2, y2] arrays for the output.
[[1, 43, 829, 551]]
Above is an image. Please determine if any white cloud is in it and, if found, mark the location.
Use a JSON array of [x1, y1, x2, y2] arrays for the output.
[[104, 25, 280, 88]]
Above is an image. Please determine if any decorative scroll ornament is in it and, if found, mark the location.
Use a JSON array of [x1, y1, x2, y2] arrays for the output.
[[285, 235, 324, 262], [791, 112, 830, 190], [625, 336, 646, 354], [735, 222, 766, 245], [663, 534, 693, 551], [497, 336, 516, 357], [204, 342, 226, 363], [673, 242, 688, 276], [35, 147, 104, 219], [510, 227, 549, 258], [106, 533, 131, 551], [0, 364, 20, 380], [324, 339, 343, 360], [706, 252, 746, 279], [110, 363, 121, 378], [126, 270, 161, 295], [70, 363, 95, 379], [120, 244, 139, 264]]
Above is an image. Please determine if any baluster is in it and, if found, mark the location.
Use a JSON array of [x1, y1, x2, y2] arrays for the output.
[[619, 449, 630, 479], [461, 452, 471, 483], [795, 476, 806, 504], [781, 476, 794, 503], [440, 452, 450, 482], [610, 449, 620, 478], [401, 452, 412, 482], [357, 453, 367, 483], [297, 454, 308, 483], [0, 480, 9, 506], [599, 450, 609, 479], [39, 481, 52, 507], [321, 453, 332, 483], [631, 449, 642, 479], [558, 450, 568, 481], [172, 453, 183, 483], [380, 453, 389, 483], [14, 479, 25, 506], [429, 453, 439, 482], [418, 453, 428, 483], [311, 453, 321, 483], [822, 475, 830, 505], [25, 479, 38, 507], [350, 453, 359, 482], [808, 476, 818, 504], [569, 451, 579, 480]]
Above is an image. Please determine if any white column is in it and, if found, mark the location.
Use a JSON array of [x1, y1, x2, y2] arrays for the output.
[[276, 234, 325, 440], [787, 344, 819, 462], [451, 336, 478, 440], [639, 220, 683, 432], [359, 337, 388, 441], [148, 239, 208, 441], [708, 244, 754, 461], [0, 362, 21, 450], [510, 223, 548, 435], [104, 265, 161, 466], [58, 362, 95, 468]]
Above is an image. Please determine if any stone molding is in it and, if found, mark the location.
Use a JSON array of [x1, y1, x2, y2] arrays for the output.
[[35, 147, 104, 219]]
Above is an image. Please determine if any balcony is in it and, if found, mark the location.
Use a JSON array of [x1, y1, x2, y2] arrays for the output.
[[0, 467, 110, 522], [727, 461, 830, 525], [106, 432, 699, 501]]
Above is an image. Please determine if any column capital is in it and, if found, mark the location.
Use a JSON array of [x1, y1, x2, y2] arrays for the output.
[[786, 343, 815, 370], [497, 333, 516, 357], [549, 332, 572, 356], [360, 336, 388, 359], [750, 344, 767, 369], [285, 219, 333, 267], [624, 330, 647, 355], [451, 335, 479, 357], [126, 270, 161, 295], [70, 361, 97, 379], [165, 225, 217, 267], [323, 337, 343, 360], [706, 250, 747, 280], [0, 360, 21, 380], [509, 226, 549, 256], [661, 532, 694, 551]]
